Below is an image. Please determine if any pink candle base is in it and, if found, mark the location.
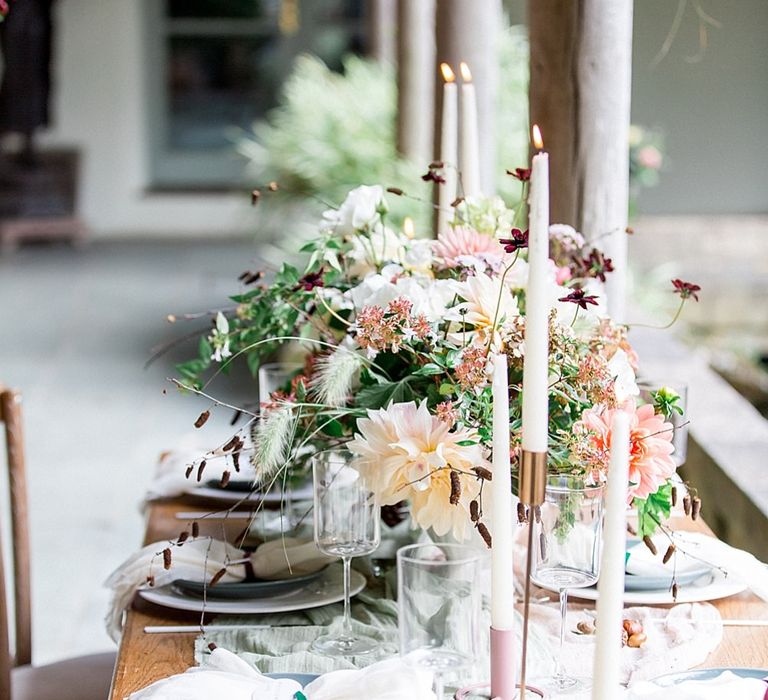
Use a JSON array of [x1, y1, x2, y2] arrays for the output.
[[490, 626, 516, 699]]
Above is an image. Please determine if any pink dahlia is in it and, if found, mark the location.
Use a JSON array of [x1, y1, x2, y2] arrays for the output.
[[433, 227, 504, 268], [574, 401, 675, 501]]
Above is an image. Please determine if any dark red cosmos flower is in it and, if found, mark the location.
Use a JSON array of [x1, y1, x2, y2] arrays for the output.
[[0, 0, 8, 17], [671, 279, 701, 302], [498, 228, 529, 253], [506, 167, 531, 182], [295, 270, 324, 292], [580, 248, 614, 282], [421, 169, 446, 185], [558, 287, 600, 310]]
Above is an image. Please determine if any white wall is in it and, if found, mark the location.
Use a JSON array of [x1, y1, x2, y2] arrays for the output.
[[41, 0, 255, 237]]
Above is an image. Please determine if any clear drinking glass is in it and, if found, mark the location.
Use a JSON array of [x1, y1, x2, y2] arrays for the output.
[[638, 379, 688, 466], [258, 361, 302, 407], [312, 449, 381, 656], [397, 543, 488, 699], [531, 476, 604, 694]]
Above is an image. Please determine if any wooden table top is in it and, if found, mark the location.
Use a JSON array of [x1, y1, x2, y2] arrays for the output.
[[108, 499, 768, 699]]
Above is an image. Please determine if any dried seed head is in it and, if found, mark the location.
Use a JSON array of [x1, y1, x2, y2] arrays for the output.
[[517, 502, 528, 524], [691, 496, 701, 521], [470, 499, 480, 522], [196, 460, 207, 483], [642, 535, 658, 556], [672, 582, 679, 601], [177, 530, 190, 545], [662, 544, 676, 564], [683, 494, 692, 516], [386, 186, 404, 196], [194, 410, 211, 429], [191, 522, 199, 538], [473, 466, 492, 481], [185, 464, 194, 479], [449, 470, 461, 505], [671, 486, 678, 507], [229, 409, 243, 426], [450, 197, 465, 208], [222, 435, 239, 452], [250, 189, 261, 206], [162, 548, 172, 570], [220, 471, 231, 488], [232, 452, 241, 472], [626, 522, 637, 536], [539, 532, 548, 560], [146, 575, 155, 587], [209, 567, 227, 587], [208, 642, 217, 652], [477, 522, 492, 548]]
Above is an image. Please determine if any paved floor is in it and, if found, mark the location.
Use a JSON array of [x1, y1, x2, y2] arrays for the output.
[[0, 239, 260, 663]]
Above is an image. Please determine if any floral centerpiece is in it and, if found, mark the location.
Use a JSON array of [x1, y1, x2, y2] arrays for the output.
[[178, 177, 698, 542]]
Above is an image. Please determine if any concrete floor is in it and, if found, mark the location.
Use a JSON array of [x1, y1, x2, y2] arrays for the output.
[[0, 239, 260, 663]]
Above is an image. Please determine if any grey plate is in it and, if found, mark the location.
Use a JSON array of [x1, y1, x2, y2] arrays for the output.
[[173, 567, 327, 600], [647, 667, 768, 687], [266, 672, 319, 687], [624, 566, 712, 591]]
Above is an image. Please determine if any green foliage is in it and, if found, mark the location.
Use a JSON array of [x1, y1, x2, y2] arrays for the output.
[[635, 482, 673, 538]]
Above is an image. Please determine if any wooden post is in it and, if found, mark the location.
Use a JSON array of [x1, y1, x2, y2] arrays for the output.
[[530, 0, 633, 321], [434, 0, 501, 195], [369, 0, 397, 66], [396, 0, 436, 164]]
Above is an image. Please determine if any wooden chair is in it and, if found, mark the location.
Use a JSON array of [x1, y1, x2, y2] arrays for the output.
[[0, 388, 115, 700]]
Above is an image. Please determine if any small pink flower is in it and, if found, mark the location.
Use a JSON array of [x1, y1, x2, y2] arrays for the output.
[[555, 266, 572, 285], [637, 146, 662, 170], [574, 401, 675, 501], [433, 227, 504, 268]]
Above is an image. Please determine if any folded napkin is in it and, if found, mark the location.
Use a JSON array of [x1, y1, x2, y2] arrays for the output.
[[626, 670, 768, 699], [628, 531, 768, 601], [104, 538, 246, 641], [250, 538, 336, 580], [128, 648, 436, 700], [104, 537, 333, 641]]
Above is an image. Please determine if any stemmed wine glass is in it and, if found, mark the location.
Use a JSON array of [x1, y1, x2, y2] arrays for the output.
[[311, 448, 380, 656], [397, 543, 487, 698], [531, 476, 605, 694]]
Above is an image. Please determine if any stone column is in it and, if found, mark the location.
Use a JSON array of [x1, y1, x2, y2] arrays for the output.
[[369, 0, 397, 66], [396, 0, 436, 164], [530, 0, 634, 321]]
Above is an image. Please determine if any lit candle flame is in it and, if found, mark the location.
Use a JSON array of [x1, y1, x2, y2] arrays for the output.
[[532, 124, 544, 151], [403, 217, 415, 239], [440, 62, 456, 83], [459, 62, 472, 83]]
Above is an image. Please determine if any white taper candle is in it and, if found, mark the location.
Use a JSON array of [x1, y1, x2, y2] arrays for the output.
[[491, 352, 515, 630], [436, 62, 458, 236], [592, 411, 631, 699], [521, 126, 550, 453], [459, 62, 481, 198]]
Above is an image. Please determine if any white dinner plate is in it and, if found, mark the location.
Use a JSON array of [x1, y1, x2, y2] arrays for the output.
[[139, 563, 365, 614], [540, 568, 747, 605], [184, 481, 314, 505]]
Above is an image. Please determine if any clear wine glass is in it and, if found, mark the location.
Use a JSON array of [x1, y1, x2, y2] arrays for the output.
[[638, 378, 688, 466], [311, 448, 380, 656], [397, 543, 488, 699], [258, 361, 302, 407], [531, 476, 604, 694]]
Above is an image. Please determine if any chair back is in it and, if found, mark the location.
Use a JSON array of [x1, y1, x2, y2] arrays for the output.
[[0, 388, 33, 698]]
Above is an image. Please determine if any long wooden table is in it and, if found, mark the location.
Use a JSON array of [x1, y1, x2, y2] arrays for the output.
[[108, 498, 768, 699]]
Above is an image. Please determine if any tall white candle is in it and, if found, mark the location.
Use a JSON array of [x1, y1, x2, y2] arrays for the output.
[[436, 62, 458, 235], [491, 352, 515, 630], [459, 62, 481, 198], [592, 411, 631, 700], [521, 125, 550, 453]]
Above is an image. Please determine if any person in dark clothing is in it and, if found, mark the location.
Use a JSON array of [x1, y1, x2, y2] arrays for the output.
[[0, 0, 55, 163]]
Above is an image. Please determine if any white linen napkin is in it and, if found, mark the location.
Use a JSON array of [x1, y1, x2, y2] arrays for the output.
[[627, 531, 768, 601], [127, 648, 302, 700], [250, 538, 336, 580], [104, 538, 246, 641], [626, 670, 768, 699], [126, 648, 437, 700]]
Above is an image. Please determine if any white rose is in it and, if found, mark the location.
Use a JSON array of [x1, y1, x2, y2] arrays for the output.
[[402, 239, 434, 275], [322, 185, 384, 236], [608, 348, 640, 403]]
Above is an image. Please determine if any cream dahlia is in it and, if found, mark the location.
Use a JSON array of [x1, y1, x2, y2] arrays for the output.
[[348, 400, 488, 540], [451, 271, 519, 350]]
